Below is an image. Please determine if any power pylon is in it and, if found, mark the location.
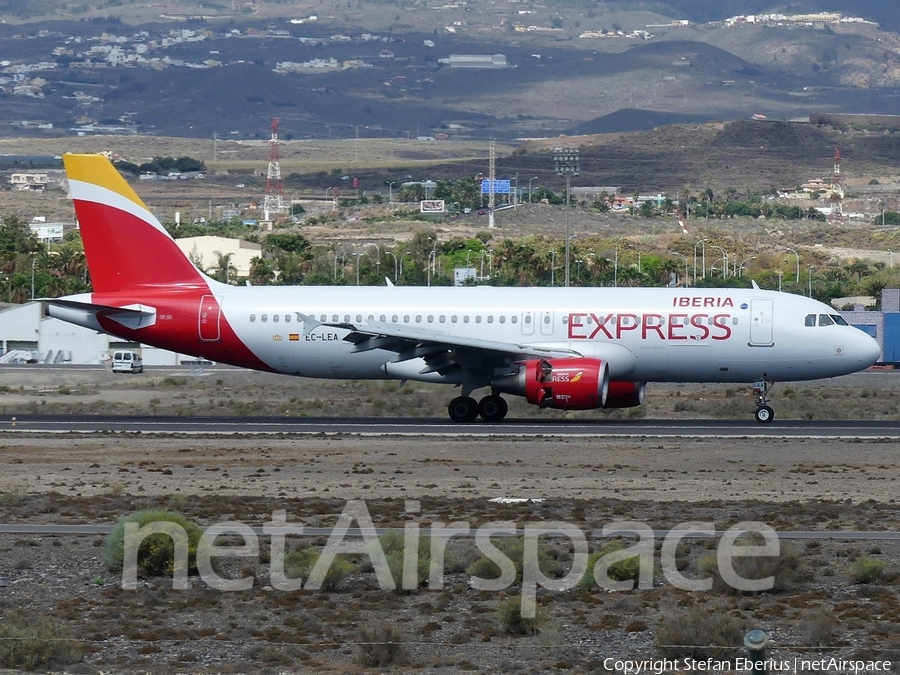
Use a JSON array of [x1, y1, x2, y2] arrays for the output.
[[264, 117, 286, 221]]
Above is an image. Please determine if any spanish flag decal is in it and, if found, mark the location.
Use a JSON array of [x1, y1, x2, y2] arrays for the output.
[[289, 334, 300, 342]]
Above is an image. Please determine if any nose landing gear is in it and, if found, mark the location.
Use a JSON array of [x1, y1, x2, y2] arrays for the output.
[[753, 380, 775, 424]]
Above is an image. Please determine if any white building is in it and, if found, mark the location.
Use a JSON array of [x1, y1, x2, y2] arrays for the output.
[[9, 173, 49, 189], [0, 302, 190, 365], [439, 54, 508, 69], [174, 235, 263, 279]]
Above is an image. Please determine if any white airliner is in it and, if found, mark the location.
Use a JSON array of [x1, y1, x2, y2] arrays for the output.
[[48, 154, 881, 424]]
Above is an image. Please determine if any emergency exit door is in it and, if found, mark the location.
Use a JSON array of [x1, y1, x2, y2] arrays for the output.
[[198, 295, 223, 342], [749, 299, 773, 346]]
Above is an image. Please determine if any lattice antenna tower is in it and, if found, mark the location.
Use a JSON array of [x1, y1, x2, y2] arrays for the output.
[[264, 117, 285, 220], [829, 146, 843, 223], [488, 139, 496, 229]]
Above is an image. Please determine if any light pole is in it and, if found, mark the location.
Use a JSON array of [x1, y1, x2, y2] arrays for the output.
[[528, 176, 538, 203], [777, 270, 783, 292], [785, 247, 800, 283], [668, 251, 688, 287], [354, 252, 367, 286], [325, 186, 335, 210], [550, 249, 556, 286], [807, 265, 816, 297], [514, 173, 518, 207], [693, 238, 707, 282], [890, 249, 894, 269], [738, 255, 756, 277], [554, 147, 579, 288], [31, 257, 36, 300], [387, 181, 396, 203], [708, 245, 728, 279], [613, 240, 621, 287], [399, 252, 413, 279], [385, 251, 398, 281], [367, 243, 381, 275]]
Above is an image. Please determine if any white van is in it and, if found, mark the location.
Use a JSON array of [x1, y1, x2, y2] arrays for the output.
[[112, 350, 143, 373]]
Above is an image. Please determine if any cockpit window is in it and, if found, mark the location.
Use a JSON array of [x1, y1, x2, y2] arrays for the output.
[[805, 314, 816, 327], [831, 314, 848, 326], [818, 314, 835, 326]]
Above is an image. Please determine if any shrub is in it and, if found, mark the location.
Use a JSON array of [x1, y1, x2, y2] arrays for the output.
[[580, 541, 655, 588], [656, 607, 747, 660], [284, 548, 353, 591], [801, 610, 836, 647], [358, 621, 403, 667], [698, 545, 808, 595], [850, 556, 886, 584], [103, 510, 203, 576], [0, 619, 81, 670], [377, 531, 430, 590], [497, 597, 548, 635], [467, 537, 562, 585]]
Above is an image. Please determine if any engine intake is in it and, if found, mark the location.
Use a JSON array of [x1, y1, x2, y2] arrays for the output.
[[496, 358, 609, 410]]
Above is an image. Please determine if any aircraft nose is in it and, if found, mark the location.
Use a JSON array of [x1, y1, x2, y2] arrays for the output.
[[858, 331, 881, 366]]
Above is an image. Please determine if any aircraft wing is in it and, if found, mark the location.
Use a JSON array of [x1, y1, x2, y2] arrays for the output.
[[299, 314, 579, 376]]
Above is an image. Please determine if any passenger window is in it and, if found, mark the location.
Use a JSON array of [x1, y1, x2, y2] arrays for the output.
[[525, 315, 532, 324], [475, 316, 482, 323], [404, 315, 410, 323], [344, 315, 350, 323], [380, 315, 386, 322], [416, 315, 422, 323], [587, 316, 593, 324], [392, 315, 398, 323], [805, 314, 816, 327], [451, 315, 458, 323], [732, 317, 738, 325], [332, 314, 339, 322], [464, 316, 470, 323], [499, 316, 505, 324], [262, 314, 268, 323], [831, 314, 848, 326], [511, 315, 518, 324], [356, 315, 363, 323], [487, 315, 493, 323], [250, 314, 256, 322], [285, 315, 291, 323], [544, 315, 551, 324], [562, 316, 568, 324], [320, 314, 326, 322], [427, 315, 434, 323], [819, 314, 834, 326], [273, 314, 279, 323], [439, 315, 446, 323]]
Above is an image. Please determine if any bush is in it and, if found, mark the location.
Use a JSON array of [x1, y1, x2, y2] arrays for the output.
[[656, 607, 747, 660], [698, 545, 808, 595], [358, 621, 403, 667], [0, 619, 81, 670], [850, 556, 886, 584], [284, 548, 353, 591], [801, 610, 836, 647], [580, 541, 655, 587], [377, 531, 430, 590], [497, 597, 548, 635], [103, 510, 203, 576], [467, 537, 563, 585]]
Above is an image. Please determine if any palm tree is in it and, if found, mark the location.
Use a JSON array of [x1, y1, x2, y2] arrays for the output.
[[210, 251, 236, 284]]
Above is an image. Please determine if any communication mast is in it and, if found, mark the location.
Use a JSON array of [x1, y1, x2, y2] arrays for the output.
[[263, 117, 286, 221], [829, 146, 844, 223]]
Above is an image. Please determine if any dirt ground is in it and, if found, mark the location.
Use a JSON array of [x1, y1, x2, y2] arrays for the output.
[[0, 368, 899, 673]]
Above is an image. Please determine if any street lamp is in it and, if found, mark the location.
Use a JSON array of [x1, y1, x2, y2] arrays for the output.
[[668, 251, 688, 288], [807, 265, 816, 297], [553, 147, 579, 288], [693, 238, 707, 282], [528, 176, 538, 203], [399, 252, 413, 279], [708, 245, 728, 279], [31, 257, 36, 300], [550, 249, 556, 286], [367, 243, 381, 275], [387, 181, 396, 203], [385, 251, 398, 281], [776, 270, 783, 292], [785, 247, 800, 284], [737, 255, 756, 277], [354, 252, 367, 286], [613, 240, 622, 287], [325, 186, 335, 210]]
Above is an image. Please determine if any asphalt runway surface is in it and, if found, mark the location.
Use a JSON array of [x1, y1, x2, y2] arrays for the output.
[[3, 413, 900, 438]]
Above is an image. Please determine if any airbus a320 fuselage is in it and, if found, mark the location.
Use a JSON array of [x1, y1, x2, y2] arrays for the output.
[[48, 154, 881, 424]]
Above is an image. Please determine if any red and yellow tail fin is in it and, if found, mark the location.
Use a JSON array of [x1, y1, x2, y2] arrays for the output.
[[64, 154, 205, 293]]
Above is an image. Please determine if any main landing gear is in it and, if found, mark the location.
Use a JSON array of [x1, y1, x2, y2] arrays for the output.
[[448, 394, 509, 423], [753, 380, 775, 424]]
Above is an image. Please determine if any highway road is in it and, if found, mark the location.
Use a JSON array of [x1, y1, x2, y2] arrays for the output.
[[3, 414, 900, 438]]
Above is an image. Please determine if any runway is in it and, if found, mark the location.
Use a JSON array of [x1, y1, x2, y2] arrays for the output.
[[4, 414, 899, 438]]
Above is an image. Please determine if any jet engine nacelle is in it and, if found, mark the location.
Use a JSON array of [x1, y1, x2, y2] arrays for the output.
[[506, 357, 610, 410], [603, 381, 646, 409]]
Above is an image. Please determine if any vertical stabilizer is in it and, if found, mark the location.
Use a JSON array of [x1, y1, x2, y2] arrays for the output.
[[64, 154, 206, 293]]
